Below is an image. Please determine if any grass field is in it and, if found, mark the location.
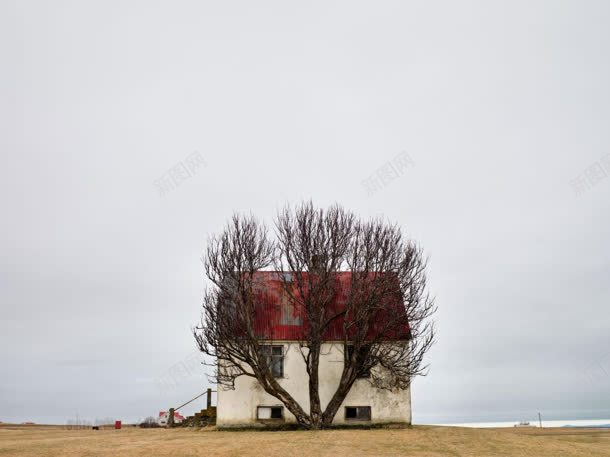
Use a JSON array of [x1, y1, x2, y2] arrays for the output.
[[1, 424, 609, 457]]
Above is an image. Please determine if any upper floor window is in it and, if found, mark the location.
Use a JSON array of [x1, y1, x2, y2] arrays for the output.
[[261, 345, 284, 378], [345, 344, 371, 378]]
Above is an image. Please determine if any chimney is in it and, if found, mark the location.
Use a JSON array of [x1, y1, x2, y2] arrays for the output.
[[310, 254, 325, 270]]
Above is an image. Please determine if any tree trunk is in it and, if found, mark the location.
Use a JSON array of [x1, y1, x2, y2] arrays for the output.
[[307, 342, 323, 428], [320, 373, 356, 426], [260, 375, 313, 428]]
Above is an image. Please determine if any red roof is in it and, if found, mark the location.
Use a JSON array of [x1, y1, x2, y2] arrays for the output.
[[159, 411, 185, 420], [247, 271, 410, 341]]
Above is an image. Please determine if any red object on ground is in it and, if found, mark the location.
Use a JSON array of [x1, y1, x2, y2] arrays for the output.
[[114, 420, 122, 429]]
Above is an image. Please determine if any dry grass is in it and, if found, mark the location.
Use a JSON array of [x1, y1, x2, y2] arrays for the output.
[[1, 424, 609, 457]]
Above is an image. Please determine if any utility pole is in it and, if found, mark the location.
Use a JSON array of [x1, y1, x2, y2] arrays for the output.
[[168, 408, 175, 427], [538, 412, 542, 428]]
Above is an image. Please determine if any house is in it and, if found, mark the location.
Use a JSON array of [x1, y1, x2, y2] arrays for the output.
[[217, 271, 412, 427], [157, 411, 185, 426]]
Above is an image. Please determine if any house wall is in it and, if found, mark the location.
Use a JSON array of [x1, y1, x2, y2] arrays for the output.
[[217, 342, 411, 427]]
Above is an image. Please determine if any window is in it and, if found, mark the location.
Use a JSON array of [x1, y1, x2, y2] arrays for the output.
[[345, 344, 371, 378], [257, 406, 284, 420], [345, 406, 371, 421], [260, 345, 284, 378]]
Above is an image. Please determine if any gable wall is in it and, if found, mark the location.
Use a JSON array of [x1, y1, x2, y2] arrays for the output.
[[217, 342, 411, 426]]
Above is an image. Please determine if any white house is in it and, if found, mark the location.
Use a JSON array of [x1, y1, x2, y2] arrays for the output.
[[157, 411, 185, 426], [216, 272, 412, 428]]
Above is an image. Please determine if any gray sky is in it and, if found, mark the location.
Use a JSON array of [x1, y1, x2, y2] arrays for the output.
[[1, 0, 609, 425]]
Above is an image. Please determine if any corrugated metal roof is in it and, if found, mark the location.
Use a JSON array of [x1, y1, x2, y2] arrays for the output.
[[248, 271, 410, 341]]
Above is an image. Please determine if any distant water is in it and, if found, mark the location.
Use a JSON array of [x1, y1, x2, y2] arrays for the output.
[[434, 419, 610, 428]]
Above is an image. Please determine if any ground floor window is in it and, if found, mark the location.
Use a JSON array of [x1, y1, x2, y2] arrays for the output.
[[345, 406, 371, 421], [257, 406, 284, 420]]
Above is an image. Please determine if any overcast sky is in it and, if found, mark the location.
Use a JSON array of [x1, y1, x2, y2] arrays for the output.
[[1, 0, 609, 425]]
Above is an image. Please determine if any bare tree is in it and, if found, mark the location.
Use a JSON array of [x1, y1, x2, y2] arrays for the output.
[[194, 202, 436, 429], [140, 416, 159, 428]]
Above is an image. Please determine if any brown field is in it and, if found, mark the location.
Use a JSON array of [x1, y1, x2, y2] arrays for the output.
[[1, 424, 609, 457]]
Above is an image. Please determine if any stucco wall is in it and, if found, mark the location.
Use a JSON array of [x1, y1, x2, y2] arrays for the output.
[[217, 342, 411, 426]]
